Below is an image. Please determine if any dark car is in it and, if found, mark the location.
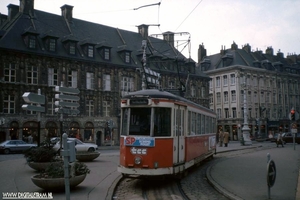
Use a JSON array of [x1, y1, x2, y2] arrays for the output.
[[282, 132, 300, 144], [0, 140, 37, 154]]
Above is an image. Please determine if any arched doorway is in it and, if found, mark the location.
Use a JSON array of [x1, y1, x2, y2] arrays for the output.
[[69, 121, 80, 139], [84, 122, 94, 142], [23, 121, 38, 144], [45, 121, 58, 139], [10, 121, 19, 140]]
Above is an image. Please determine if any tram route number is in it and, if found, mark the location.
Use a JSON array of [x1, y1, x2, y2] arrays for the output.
[[130, 147, 147, 155]]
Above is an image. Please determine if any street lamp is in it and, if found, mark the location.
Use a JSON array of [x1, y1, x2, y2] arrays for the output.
[[242, 81, 252, 145]]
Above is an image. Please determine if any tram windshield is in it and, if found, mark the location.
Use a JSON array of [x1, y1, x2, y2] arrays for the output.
[[121, 107, 171, 137]]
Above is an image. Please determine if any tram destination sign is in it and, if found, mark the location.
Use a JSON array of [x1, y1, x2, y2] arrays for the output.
[[130, 99, 149, 105]]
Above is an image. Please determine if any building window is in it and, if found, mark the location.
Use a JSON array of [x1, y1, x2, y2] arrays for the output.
[[47, 98, 55, 115], [4, 63, 16, 82], [273, 93, 276, 104], [209, 94, 213, 104], [103, 74, 111, 91], [121, 76, 134, 91], [48, 68, 58, 86], [248, 91, 251, 103], [103, 101, 110, 117], [69, 42, 76, 55], [68, 70, 77, 88], [223, 75, 228, 86], [87, 45, 94, 58], [224, 92, 228, 102], [86, 72, 94, 90], [216, 92, 221, 104], [27, 66, 38, 84], [230, 74, 235, 85], [191, 85, 196, 97], [266, 93, 270, 103], [49, 38, 56, 52], [104, 48, 110, 60], [168, 81, 175, 89], [201, 86, 205, 98], [216, 77, 220, 87], [86, 100, 94, 117], [231, 90, 236, 102], [260, 92, 264, 103], [125, 52, 131, 63], [217, 108, 221, 118], [225, 108, 229, 118], [29, 35, 36, 49], [4, 94, 15, 114], [232, 107, 236, 118]]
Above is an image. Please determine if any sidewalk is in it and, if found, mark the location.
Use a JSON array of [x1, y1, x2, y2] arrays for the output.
[[208, 141, 300, 200]]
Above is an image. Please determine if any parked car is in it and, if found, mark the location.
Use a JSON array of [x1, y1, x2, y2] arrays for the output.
[[282, 132, 300, 144], [52, 138, 98, 153], [0, 140, 37, 154]]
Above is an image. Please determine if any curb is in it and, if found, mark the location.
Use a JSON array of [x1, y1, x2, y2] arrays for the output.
[[206, 164, 243, 200]]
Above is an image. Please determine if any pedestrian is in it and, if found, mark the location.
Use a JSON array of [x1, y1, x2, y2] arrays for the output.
[[28, 135, 33, 144], [223, 131, 229, 147], [277, 132, 284, 147], [219, 131, 224, 147]]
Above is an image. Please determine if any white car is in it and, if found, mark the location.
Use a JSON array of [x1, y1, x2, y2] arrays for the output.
[[53, 138, 98, 153]]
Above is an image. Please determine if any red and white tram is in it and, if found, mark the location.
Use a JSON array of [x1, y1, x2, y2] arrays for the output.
[[118, 89, 217, 178]]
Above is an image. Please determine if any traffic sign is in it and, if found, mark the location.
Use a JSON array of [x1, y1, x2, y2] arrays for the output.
[[267, 159, 276, 187], [55, 108, 80, 115], [22, 105, 45, 112], [55, 94, 80, 101], [55, 86, 80, 94], [22, 92, 45, 104], [55, 101, 80, 107]]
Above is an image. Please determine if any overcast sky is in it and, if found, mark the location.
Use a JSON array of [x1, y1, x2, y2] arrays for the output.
[[1, 0, 300, 61]]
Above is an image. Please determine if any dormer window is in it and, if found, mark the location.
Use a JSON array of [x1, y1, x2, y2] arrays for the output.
[[22, 28, 39, 50], [62, 36, 78, 55], [49, 38, 56, 52], [125, 51, 131, 63], [87, 45, 94, 58], [104, 48, 110, 60], [69, 42, 76, 55], [29, 35, 36, 49]]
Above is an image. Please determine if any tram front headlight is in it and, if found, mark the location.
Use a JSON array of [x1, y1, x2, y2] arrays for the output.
[[134, 156, 142, 165]]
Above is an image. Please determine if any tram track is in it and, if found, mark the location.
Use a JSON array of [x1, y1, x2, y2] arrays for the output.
[[112, 177, 189, 200], [112, 146, 274, 200]]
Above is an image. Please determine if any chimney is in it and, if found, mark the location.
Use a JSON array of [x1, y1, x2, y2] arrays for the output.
[[7, 4, 19, 21], [137, 24, 149, 39], [242, 43, 251, 53], [265, 46, 273, 55], [61, 4, 73, 22], [231, 41, 238, 50], [0, 14, 8, 26], [198, 43, 207, 63], [19, 0, 34, 15], [163, 31, 174, 47]]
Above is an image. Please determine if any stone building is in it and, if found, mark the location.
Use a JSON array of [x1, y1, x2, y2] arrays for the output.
[[199, 42, 300, 140], [0, 0, 210, 145]]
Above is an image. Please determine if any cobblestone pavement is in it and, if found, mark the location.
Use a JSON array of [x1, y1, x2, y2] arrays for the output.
[[180, 157, 229, 200]]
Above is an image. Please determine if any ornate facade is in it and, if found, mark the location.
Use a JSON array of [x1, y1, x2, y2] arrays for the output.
[[199, 42, 300, 140], [0, 0, 210, 145]]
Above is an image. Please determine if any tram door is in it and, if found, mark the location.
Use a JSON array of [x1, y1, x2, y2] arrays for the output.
[[173, 105, 185, 164]]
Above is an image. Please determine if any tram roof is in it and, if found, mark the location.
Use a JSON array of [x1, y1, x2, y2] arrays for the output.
[[123, 89, 216, 115]]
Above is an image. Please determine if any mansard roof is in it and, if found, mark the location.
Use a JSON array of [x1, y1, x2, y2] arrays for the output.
[[0, 3, 209, 78], [199, 43, 300, 75]]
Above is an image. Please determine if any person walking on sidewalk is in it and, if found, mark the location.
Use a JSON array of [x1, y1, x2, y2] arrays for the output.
[[277, 132, 284, 147], [219, 131, 224, 147], [223, 131, 229, 147]]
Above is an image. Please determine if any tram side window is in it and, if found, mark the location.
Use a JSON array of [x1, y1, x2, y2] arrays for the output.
[[129, 108, 151, 136], [153, 108, 171, 137]]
